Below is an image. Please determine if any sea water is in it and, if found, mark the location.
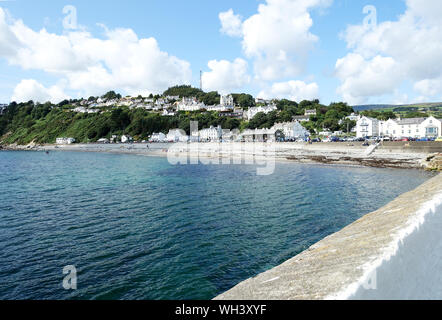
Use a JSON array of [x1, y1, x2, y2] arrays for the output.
[[0, 151, 435, 299]]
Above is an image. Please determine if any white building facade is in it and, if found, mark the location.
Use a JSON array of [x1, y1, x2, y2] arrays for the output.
[[199, 126, 223, 142], [358, 116, 442, 139], [356, 116, 380, 138], [246, 105, 277, 120], [166, 129, 189, 142], [177, 97, 205, 111], [272, 121, 310, 140], [220, 94, 234, 107], [56, 137, 76, 144], [379, 117, 442, 139], [150, 132, 166, 142]]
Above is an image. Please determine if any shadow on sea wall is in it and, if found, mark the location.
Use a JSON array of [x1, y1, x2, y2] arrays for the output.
[[349, 194, 442, 300]]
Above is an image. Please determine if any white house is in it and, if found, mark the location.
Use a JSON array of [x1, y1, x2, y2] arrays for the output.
[[177, 97, 205, 111], [206, 105, 233, 112], [56, 137, 75, 145], [199, 125, 223, 142], [162, 109, 176, 116], [272, 121, 310, 140], [220, 94, 234, 107], [246, 105, 277, 120], [150, 132, 166, 142], [241, 128, 281, 142], [345, 113, 360, 122], [305, 109, 317, 116], [356, 116, 380, 138], [420, 116, 442, 138], [292, 115, 311, 122], [121, 135, 133, 143], [379, 116, 442, 139], [166, 129, 189, 142], [255, 98, 272, 105]]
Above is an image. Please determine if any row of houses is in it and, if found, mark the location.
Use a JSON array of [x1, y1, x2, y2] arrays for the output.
[[70, 94, 324, 125], [177, 95, 235, 112], [356, 116, 442, 139], [149, 120, 310, 143]]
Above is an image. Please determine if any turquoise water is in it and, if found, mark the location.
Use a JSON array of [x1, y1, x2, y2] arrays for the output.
[[0, 151, 435, 300]]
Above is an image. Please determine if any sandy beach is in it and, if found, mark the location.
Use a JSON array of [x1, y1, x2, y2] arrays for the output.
[[3, 141, 441, 170]]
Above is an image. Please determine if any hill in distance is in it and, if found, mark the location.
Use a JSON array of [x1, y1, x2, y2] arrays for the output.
[[353, 102, 442, 112]]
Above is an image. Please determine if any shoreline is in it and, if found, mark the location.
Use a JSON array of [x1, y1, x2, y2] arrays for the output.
[[2, 141, 441, 170]]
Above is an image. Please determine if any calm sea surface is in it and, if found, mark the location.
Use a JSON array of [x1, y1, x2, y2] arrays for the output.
[[0, 151, 435, 299]]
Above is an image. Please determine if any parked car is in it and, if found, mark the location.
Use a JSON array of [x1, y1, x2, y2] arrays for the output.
[[435, 137, 442, 142]]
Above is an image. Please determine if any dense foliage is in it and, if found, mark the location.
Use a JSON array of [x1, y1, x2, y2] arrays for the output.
[[0, 101, 244, 144]]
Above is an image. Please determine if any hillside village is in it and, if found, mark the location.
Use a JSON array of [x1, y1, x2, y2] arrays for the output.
[[0, 85, 441, 146]]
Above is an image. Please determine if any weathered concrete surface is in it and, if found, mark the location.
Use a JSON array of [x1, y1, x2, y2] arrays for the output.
[[214, 173, 442, 300]]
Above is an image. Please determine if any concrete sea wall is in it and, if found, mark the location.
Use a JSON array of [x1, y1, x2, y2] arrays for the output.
[[215, 173, 442, 300]]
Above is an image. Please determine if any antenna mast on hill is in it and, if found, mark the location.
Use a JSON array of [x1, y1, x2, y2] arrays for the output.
[[200, 70, 203, 91]]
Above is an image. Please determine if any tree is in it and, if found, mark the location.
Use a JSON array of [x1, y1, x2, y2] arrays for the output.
[[110, 108, 130, 131], [102, 91, 121, 100], [201, 91, 220, 105], [233, 94, 255, 109], [163, 85, 203, 98], [340, 119, 356, 133], [403, 111, 429, 118]]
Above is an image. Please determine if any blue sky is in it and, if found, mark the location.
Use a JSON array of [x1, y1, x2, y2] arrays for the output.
[[0, 0, 441, 105]]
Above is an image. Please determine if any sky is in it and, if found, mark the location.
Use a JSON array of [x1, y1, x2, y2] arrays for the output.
[[0, 0, 441, 106]]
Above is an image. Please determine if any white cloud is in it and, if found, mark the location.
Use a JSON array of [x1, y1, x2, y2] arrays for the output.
[[335, 54, 402, 105], [0, 8, 20, 56], [258, 80, 319, 102], [413, 78, 442, 97], [201, 58, 250, 94], [0, 7, 192, 101], [221, 0, 332, 81], [219, 9, 243, 37], [336, 0, 442, 104], [11, 79, 69, 103]]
